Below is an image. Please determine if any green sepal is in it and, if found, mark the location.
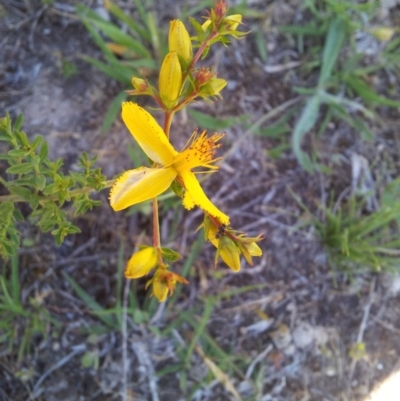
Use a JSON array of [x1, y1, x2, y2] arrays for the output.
[[160, 247, 182, 263]]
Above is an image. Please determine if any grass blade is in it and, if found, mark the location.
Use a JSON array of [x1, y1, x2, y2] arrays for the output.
[[319, 18, 346, 85], [63, 272, 117, 329], [292, 95, 321, 172], [101, 91, 128, 133]]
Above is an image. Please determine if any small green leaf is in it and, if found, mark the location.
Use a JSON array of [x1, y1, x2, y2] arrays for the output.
[[31, 135, 44, 150], [7, 149, 29, 157], [15, 130, 30, 148], [292, 95, 321, 172], [161, 248, 182, 263], [101, 91, 128, 133], [7, 187, 32, 201], [13, 114, 24, 131], [35, 175, 47, 191], [39, 141, 49, 161], [319, 18, 346, 86], [6, 163, 33, 174], [29, 195, 39, 210]]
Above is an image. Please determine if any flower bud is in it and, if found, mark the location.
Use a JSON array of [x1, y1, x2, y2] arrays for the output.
[[371, 27, 395, 42], [202, 19, 212, 32], [169, 20, 193, 67], [246, 242, 262, 257], [223, 14, 242, 31], [152, 270, 169, 302], [159, 51, 182, 110], [126, 77, 155, 96], [125, 247, 158, 279], [217, 236, 241, 272], [198, 77, 227, 99], [151, 269, 188, 302]]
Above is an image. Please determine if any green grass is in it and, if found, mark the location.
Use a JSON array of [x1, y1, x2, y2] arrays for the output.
[[290, 183, 400, 274], [274, 0, 400, 171], [0, 255, 57, 361]]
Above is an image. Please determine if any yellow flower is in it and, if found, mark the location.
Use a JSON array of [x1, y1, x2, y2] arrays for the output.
[[223, 14, 242, 31], [159, 51, 182, 109], [148, 269, 188, 302], [218, 236, 241, 272], [109, 102, 229, 225], [207, 221, 263, 271], [125, 247, 158, 279], [169, 20, 192, 66], [207, 223, 240, 271]]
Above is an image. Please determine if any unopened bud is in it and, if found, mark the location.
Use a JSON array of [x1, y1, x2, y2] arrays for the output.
[[371, 27, 395, 42], [223, 14, 242, 31], [159, 51, 182, 109], [169, 20, 193, 67], [217, 236, 241, 272], [125, 247, 158, 279], [198, 77, 227, 98]]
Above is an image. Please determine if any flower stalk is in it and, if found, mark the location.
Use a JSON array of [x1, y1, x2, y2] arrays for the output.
[[110, 0, 261, 302]]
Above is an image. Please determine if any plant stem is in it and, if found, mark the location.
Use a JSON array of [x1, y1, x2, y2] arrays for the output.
[[190, 32, 218, 70], [163, 111, 175, 139], [0, 180, 115, 204], [152, 197, 163, 263]]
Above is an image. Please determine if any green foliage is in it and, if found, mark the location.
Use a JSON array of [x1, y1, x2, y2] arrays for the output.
[[77, 0, 163, 131], [0, 256, 57, 360], [278, 0, 400, 171], [291, 186, 400, 273], [0, 114, 108, 259]]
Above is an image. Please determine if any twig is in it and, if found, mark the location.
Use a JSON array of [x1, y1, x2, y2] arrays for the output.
[[245, 344, 273, 379]]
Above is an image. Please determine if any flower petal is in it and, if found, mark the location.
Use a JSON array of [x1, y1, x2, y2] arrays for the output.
[[125, 247, 158, 279], [247, 242, 262, 257], [110, 167, 177, 211], [122, 102, 177, 165], [180, 170, 229, 225]]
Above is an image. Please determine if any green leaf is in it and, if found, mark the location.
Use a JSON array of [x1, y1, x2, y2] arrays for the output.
[[7, 149, 29, 157], [254, 26, 267, 62], [35, 175, 47, 191], [62, 272, 117, 329], [88, 18, 151, 58], [31, 135, 44, 150], [187, 109, 247, 130], [105, 0, 150, 42], [80, 55, 132, 84], [39, 141, 49, 161], [346, 76, 400, 108], [7, 187, 32, 201], [0, 202, 14, 219], [161, 248, 182, 263], [13, 114, 24, 131], [15, 130, 30, 148], [101, 91, 128, 133], [6, 163, 33, 174], [292, 95, 321, 172], [319, 18, 346, 86]]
